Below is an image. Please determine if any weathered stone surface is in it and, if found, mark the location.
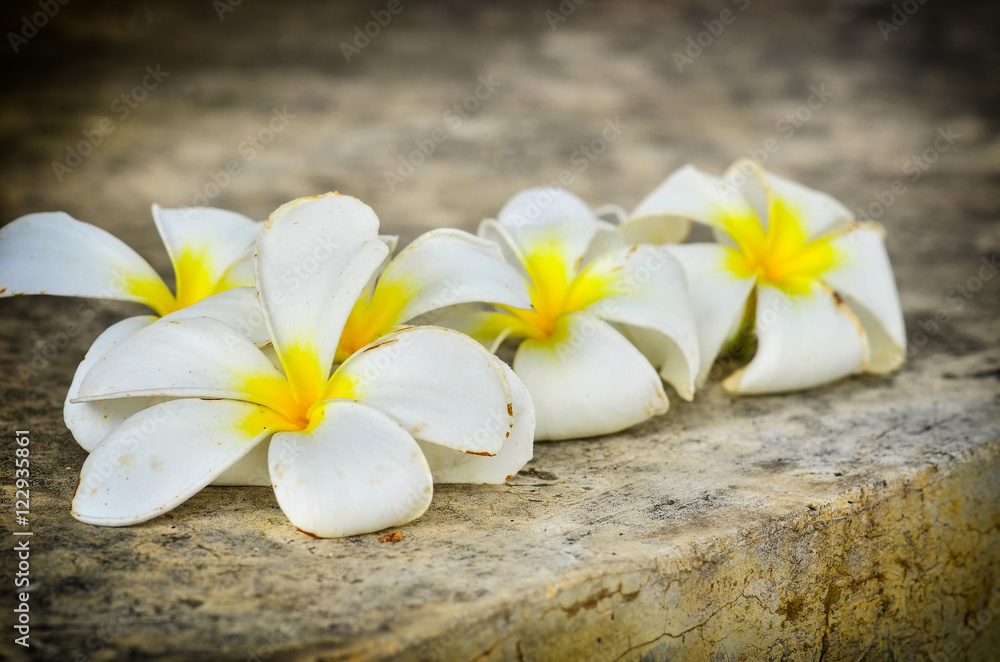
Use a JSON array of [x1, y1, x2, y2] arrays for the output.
[[1, 1, 998, 660]]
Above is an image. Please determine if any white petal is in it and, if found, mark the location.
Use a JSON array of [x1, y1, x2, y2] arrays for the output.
[[494, 187, 599, 277], [418, 355, 534, 484], [513, 311, 669, 441], [64, 316, 157, 451], [72, 399, 279, 526], [581, 219, 627, 265], [478, 220, 529, 281], [822, 226, 906, 373], [151, 205, 260, 293], [756, 165, 855, 240], [160, 287, 269, 346], [721, 159, 770, 226], [360, 234, 402, 302], [663, 244, 757, 385], [423, 304, 517, 353], [574, 244, 700, 399], [372, 228, 531, 328], [622, 165, 755, 243], [77, 317, 290, 413], [724, 283, 868, 394], [256, 194, 388, 395], [268, 400, 433, 538], [0, 212, 172, 314], [328, 326, 513, 456]]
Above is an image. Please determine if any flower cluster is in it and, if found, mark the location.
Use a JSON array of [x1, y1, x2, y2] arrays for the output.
[[0, 160, 906, 537]]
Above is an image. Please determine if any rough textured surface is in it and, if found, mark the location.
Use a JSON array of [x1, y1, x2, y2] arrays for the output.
[[1, 1, 999, 660]]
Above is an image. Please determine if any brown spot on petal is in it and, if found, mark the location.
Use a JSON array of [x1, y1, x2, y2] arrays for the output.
[[0, 288, 6, 294], [296, 526, 320, 538], [465, 450, 495, 456], [363, 337, 399, 352], [378, 531, 404, 543], [507, 403, 513, 417]]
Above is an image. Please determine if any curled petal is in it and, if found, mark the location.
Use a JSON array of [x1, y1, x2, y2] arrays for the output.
[[72, 399, 281, 526], [513, 311, 669, 441], [327, 326, 513, 456], [269, 400, 433, 538], [622, 164, 755, 244], [571, 244, 700, 400], [418, 354, 534, 484], [663, 244, 757, 385], [822, 226, 906, 373], [0, 212, 172, 314], [64, 316, 157, 451], [723, 283, 868, 394]]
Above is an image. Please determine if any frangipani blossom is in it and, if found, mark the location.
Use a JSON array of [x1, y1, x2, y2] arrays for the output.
[[446, 188, 700, 441], [0, 206, 262, 450], [70, 193, 534, 538], [216, 225, 535, 487], [619, 160, 906, 394]]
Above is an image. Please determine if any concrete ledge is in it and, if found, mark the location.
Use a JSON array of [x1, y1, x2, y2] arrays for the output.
[[2, 329, 998, 660]]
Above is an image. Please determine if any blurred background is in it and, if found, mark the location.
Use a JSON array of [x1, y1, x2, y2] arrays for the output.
[[0, 0, 997, 370], [1, 0, 997, 250]]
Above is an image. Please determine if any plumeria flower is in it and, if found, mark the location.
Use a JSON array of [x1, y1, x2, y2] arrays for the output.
[[619, 160, 906, 394], [70, 193, 535, 538], [0, 206, 262, 450], [443, 188, 700, 441], [214, 222, 536, 487]]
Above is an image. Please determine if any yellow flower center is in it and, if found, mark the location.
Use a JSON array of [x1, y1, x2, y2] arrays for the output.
[[502, 242, 609, 340], [238, 341, 359, 433], [125, 246, 246, 316], [335, 280, 410, 363], [722, 197, 840, 294]]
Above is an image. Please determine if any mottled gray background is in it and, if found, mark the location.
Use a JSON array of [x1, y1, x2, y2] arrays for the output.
[[0, 1, 998, 660]]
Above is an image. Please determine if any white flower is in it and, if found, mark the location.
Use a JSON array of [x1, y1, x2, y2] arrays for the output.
[[619, 160, 907, 393], [70, 193, 534, 538], [444, 188, 701, 441], [0, 206, 262, 450], [217, 224, 535, 486]]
